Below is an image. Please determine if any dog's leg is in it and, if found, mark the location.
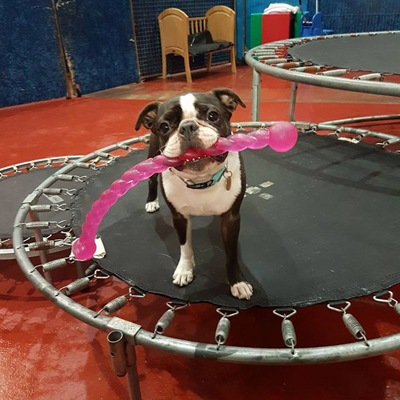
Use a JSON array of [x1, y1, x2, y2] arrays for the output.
[[172, 214, 195, 286], [145, 134, 160, 213], [221, 210, 253, 300]]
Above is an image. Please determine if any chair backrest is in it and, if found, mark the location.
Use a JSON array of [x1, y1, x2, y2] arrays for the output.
[[206, 6, 235, 43], [188, 17, 207, 35], [158, 8, 189, 57]]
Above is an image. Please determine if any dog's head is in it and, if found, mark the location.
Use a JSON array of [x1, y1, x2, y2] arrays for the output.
[[135, 89, 245, 171]]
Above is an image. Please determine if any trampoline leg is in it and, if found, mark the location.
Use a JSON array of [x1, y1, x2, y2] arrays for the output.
[[28, 209, 52, 284], [252, 68, 261, 121], [126, 344, 142, 400], [289, 82, 298, 122], [108, 331, 142, 400], [75, 261, 85, 278]]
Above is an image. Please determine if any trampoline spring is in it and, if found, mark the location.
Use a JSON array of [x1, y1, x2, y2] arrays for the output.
[[342, 313, 368, 345], [31, 257, 73, 273], [42, 258, 68, 272], [258, 55, 279, 60], [103, 296, 129, 316], [275, 62, 304, 69], [215, 317, 231, 350], [117, 143, 136, 152], [56, 174, 74, 181], [154, 309, 176, 336], [57, 174, 88, 183], [28, 240, 56, 251], [354, 73, 383, 81], [394, 304, 400, 316], [24, 221, 51, 229], [12, 165, 22, 174], [318, 69, 347, 76], [282, 319, 297, 353], [383, 137, 400, 146], [290, 66, 321, 73], [72, 162, 92, 170], [94, 151, 114, 159], [264, 58, 288, 65], [30, 205, 52, 212], [60, 277, 91, 296]]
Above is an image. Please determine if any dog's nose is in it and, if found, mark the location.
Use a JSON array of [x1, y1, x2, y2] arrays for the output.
[[179, 121, 198, 138]]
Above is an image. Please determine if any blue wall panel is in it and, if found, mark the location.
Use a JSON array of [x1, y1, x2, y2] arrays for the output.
[[132, 0, 234, 78], [0, 1, 66, 108], [308, 0, 400, 33], [57, 0, 139, 94]]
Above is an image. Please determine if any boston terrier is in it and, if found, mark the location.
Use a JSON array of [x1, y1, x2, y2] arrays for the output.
[[135, 88, 253, 300]]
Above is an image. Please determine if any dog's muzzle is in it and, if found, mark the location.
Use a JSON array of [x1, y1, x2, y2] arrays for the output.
[[179, 120, 198, 139]]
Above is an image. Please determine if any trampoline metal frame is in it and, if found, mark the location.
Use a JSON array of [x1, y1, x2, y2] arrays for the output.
[[11, 128, 400, 399]]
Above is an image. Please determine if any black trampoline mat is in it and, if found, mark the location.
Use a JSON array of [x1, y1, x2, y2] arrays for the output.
[[0, 165, 97, 239], [71, 134, 400, 309], [288, 34, 400, 74]]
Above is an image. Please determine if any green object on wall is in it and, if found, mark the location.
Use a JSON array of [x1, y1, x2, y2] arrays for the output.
[[250, 13, 262, 48], [294, 11, 302, 38]]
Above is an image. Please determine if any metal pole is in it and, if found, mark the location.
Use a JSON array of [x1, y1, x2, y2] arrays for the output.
[[75, 261, 85, 278], [289, 82, 298, 122], [126, 343, 142, 400], [107, 330, 142, 400], [252, 68, 261, 121], [108, 330, 128, 377]]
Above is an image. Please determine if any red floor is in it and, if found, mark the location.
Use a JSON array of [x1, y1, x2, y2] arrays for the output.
[[1, 65, 400, 400]]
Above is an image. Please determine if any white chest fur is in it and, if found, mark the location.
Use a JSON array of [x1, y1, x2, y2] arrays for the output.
[[162, 152, 242, 217]]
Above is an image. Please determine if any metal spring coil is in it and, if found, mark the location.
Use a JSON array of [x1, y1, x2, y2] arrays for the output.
[[63, 277, 91, 296], [28, 240, 56, 250], [343, 313, 366, 340], [25, 221, 51, 229], [104, 296, 128, 315], [30, 205, 52, 212], [42, 258, 68, 272]]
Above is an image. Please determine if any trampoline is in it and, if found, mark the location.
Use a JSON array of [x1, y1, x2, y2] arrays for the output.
[[11, 32, 400, 400], [246, 31, 400, 150]]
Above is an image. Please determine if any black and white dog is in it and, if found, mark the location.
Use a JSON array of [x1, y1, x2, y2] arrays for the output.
[[135, 88, 253, 300]]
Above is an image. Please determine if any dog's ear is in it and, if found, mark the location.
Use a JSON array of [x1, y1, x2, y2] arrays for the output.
[[211, 88, 246, 112], [135, 102, 161, 131]]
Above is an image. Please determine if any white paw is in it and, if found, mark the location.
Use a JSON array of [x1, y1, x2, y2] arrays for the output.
[[173, 260, 195, 287], [145, 199, 160, 213], [230, 282, 253, 300]]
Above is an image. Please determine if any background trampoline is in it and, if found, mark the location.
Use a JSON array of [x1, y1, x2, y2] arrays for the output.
[[246, 31, 400, 153], [11, 32, 400, 400]]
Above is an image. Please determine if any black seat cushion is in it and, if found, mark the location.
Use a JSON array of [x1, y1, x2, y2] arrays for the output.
[[188, 30, 232, 56]]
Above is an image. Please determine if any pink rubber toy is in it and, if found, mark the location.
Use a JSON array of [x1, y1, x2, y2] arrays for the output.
[[72, 122, 298, 260]]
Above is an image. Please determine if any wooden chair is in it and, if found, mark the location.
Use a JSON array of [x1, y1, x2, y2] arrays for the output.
[[158, 6, 236, 83]]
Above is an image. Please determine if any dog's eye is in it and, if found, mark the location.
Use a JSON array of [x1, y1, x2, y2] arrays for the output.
[[207, 111, 219, 122], [159, 122, 170, 134]]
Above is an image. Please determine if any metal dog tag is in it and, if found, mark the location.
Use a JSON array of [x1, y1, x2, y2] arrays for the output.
[[225, 171, 232, 191]]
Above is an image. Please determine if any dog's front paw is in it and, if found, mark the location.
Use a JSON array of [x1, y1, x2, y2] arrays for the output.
[[145, 199, 160, 213], [173, 260, 195, 287], [230, 282, 253, 300]]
